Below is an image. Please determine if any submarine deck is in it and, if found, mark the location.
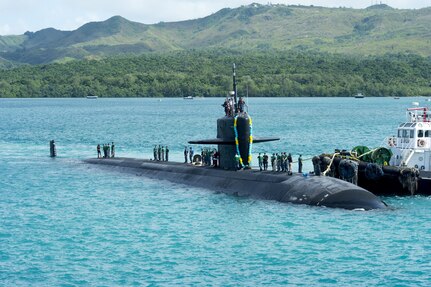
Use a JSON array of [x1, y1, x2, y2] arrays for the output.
[[85, 157, 306, 183]]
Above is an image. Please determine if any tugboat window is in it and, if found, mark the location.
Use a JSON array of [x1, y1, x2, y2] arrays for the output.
[[418, 130, 424, 137], [402, 130, 408, 138], [426, 131, 431, 137], [398, 130, 402, 137], [410, 130, 414, 138]]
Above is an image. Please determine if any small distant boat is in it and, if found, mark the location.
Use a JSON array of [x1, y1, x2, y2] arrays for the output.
[[394, 97, 400, 99], [183, 96, 193, 100], [86, 95, 98, 99], [354, 93, 365, 98], [426, 98, 431, 102]]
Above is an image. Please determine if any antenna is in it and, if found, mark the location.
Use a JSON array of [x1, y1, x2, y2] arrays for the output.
[[232, 63, 238, 113]]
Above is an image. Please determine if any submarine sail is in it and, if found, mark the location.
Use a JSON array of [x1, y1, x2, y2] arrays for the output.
[[189, 63, 279, 170]]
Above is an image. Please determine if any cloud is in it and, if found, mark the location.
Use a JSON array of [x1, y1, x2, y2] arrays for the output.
[[0, 0, 429, 35]]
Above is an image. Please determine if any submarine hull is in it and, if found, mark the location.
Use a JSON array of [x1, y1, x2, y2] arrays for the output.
[[84, 158, 386, 210]]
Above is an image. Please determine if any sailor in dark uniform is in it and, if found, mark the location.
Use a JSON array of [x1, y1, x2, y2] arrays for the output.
[[257, 153, 263, 171], [238, 97, 247, 113], [184, 147, 188, 163], [165, 146, 169, 162], [263, 153, 269, 171], [161, 146, 165, 161], [189, 147, 194, 163], [298, 155, 303, 173], [97, 144, 101, 158], [287, 153, 293, 175]]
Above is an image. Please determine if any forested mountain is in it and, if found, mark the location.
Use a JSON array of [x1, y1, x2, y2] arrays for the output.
[[1, 3, 430, 64]]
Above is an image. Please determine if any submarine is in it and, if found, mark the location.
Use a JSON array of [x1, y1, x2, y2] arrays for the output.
[[84, 64, 386, 210]]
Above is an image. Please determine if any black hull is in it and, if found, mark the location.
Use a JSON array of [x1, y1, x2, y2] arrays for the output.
[[419, 171, 431, 195], [324, 157, 428, 196], [84, 158, 386, 210]]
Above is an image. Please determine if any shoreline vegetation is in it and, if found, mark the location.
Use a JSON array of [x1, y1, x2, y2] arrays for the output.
[[1, 50, 430, 98]]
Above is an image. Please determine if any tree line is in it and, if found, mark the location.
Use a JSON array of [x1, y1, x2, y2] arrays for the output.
[[0, 50, 430, 98]]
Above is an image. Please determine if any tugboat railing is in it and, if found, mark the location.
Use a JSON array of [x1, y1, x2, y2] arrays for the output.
[[385, 135, 416, 167], [400, 140, 416, 167]]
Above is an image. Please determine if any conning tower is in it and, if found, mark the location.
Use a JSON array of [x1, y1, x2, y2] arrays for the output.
[[189, 64, 278, 170]]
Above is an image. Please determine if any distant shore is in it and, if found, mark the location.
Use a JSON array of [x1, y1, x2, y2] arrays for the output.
[[1, 51, 430, 98]]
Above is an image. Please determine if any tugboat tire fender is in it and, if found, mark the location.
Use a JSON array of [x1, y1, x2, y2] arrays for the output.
[[365, 163, 384, 180]]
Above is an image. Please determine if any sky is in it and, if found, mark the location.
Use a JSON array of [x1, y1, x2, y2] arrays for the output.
[[0, 0, 430, 35]]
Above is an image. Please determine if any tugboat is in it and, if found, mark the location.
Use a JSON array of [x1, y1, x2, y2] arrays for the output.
[[386, 104, 431, 194], [84, 64, 387, 210], [315, 103, 431, 196]]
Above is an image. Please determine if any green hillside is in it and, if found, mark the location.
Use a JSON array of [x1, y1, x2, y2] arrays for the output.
[[0, 4, 430, 64], [0, 50, 430, 98], [0, 56, 15, 68]]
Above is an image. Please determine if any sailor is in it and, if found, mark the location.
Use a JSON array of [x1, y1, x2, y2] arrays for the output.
[[287, 153, 293, 175], [184, 146, 188, 163], [298, 154, 303, 173], [276, 153, 281, 172], [165, 146, 169, 161], [238, 97, 247, 113], [189, 146, 194, 163], [102, 144, 105, 158], [161, 146, 165, 161], [157, 145, 161, 161], [312, 156, 321, 176], [107, 143, 111, 158], [97, 144, 101, 158], [228, 97, 234, 116], [111, 142, 115, 158], [153, 145, 157, 161], [257, 153, 263, 171], [281, 152, 287, 172], [263, 153, 269, 171], [271, 153, 276, 171], [222, 99, 229, 116]]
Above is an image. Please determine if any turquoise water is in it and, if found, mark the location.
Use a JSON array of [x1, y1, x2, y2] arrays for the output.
[[1, 97, 430, 286]]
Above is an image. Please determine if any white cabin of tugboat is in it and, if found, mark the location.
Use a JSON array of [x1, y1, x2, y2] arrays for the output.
[[387, 106, 431, 171]]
